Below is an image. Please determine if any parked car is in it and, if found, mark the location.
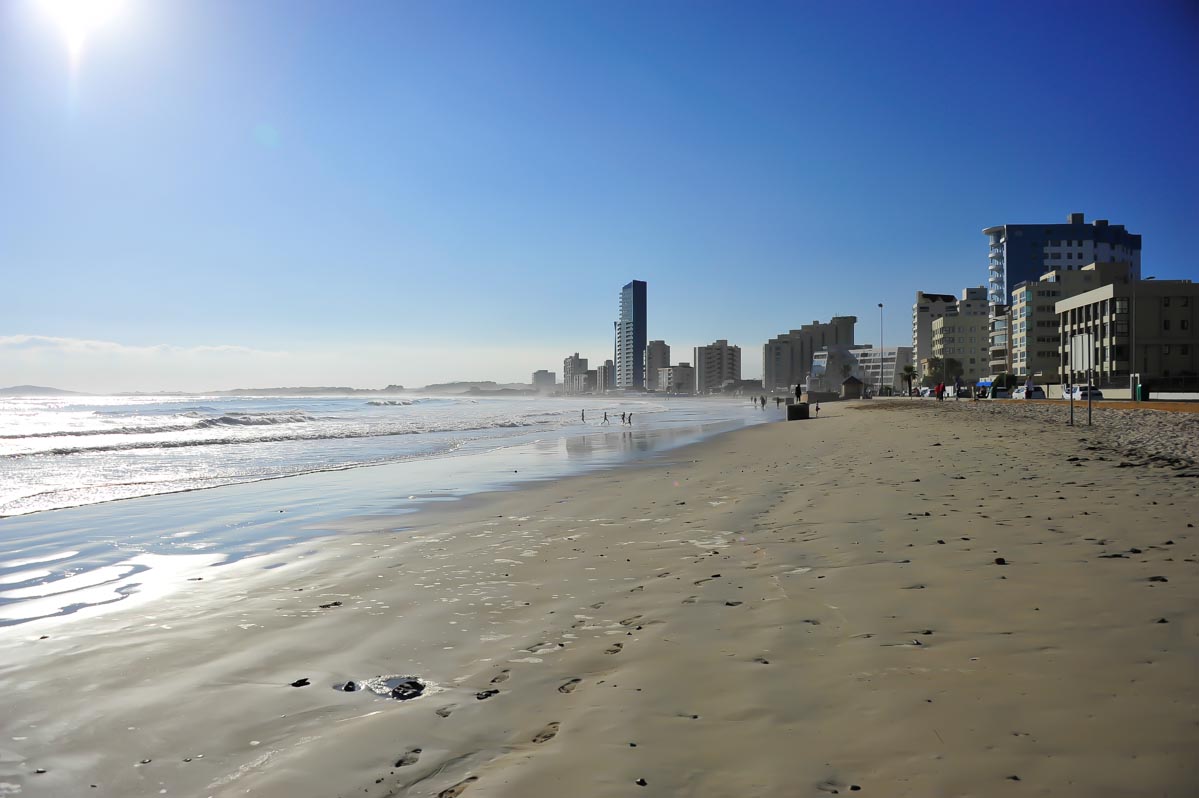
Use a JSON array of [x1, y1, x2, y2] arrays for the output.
[[1011, 385, 1047, 399], [1064, 385, 1104, 401], [919, 386, 933, 398], [986, 386, 1011, 399]]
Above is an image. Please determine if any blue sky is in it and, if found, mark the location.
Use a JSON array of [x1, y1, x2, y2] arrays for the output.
[[2, 0, 1197, 391]]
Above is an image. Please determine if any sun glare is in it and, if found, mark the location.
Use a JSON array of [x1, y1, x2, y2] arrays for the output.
[[39, 0, 128, 68]]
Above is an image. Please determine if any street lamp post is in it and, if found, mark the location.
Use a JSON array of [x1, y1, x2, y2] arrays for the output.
[[878, 303, 884, 396]]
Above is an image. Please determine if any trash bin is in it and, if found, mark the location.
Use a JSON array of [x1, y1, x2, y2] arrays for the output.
[[787, 402, 809, 421]]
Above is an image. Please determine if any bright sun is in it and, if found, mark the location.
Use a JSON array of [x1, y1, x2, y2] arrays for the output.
[[39, 0, 128, 67]]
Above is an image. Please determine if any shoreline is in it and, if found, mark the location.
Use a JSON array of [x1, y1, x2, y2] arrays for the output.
[[0, 401, 1195, 797]]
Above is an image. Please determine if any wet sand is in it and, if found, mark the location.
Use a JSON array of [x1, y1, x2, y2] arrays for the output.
[[0, 400, 1195, 797]]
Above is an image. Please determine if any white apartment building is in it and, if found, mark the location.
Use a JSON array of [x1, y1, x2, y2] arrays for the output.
[[657, 363, 695, 394], [562, 353, 588, 395], [810, 346, 914, 394], [644, 341, 670, 390], [912, 287, 987, 381], [930, 314, 990, 384], [596, 360, 615, 391], [693, 340, 742, 394], [1010, 262, 1131, 381]]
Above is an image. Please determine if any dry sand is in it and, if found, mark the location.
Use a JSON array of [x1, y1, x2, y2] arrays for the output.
[[1, 400, 1196, 797]]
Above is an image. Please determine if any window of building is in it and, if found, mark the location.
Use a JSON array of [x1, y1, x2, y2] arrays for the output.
[[1182, 297, 1190, 307], [1114, 298, 1129, 314], [1163, 297, 1170, 307], [1164, 319, 1171, 331], [1183, 320, 1190, 331], [1162, 345, 1171, 355], [1182, 345, 1190, 355]]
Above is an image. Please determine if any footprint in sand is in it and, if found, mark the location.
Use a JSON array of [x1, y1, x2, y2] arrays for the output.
[[435, 705, 456, 718], [532, 722, 560, 743], [476, 689, 500, 700], [558, 678, 582, 694], [490, 669, 510, 684], [619, 615, 643, 626], [606, 642, 624, 655], [394, 747, 422, 767], [438, 776, 478, 797], [682, 596, 698, 604]]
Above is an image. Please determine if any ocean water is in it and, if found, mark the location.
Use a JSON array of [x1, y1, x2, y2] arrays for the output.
[[0, 393, 774, 628]]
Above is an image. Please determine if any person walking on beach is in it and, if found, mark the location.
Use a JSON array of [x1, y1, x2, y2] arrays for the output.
[[935, 382, 944, 402], [626, 413, 633, 425], [814, 402, 820, 417], [620, 412, 626, 424], [1025, 376, 1034, 399], [954, 375, 963, 401], [602, 412, 610, 425], [581, 409, 585, 422]]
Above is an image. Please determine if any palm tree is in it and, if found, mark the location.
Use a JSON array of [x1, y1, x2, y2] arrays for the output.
[[902, 365, 917, 397]]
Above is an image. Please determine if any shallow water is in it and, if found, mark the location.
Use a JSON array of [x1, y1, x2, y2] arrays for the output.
[[0, 397, 778, 628]]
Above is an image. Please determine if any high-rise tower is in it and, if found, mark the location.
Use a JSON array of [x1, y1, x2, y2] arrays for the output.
[[614, 280, 647, 389], [984, 212, 1141, 306]]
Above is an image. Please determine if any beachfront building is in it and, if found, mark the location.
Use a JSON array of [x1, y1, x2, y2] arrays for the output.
[[644, 340, 670, 390], [762, 316, 857, 392], [568, 369, 598, 394], [989, 304, 1012, 376], [614, 280, 648, 389], [693, 340, 742, 394], [1010, 262, 1132, 381], [983, 212, 1141, 306], [657, 363, 695, 394], [810, 345, 914, 394], [531, 370, 556, 393], [930, 313, 990, 384], [912, 287, 987, 382], [853, 346, 914, 394], [1057, 277, 1199, 387], [562, 353, 588, 395], [596, 360, 615, 392]]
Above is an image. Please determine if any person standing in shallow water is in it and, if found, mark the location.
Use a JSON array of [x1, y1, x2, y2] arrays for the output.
[[602, 412, 610, 425], [627, 413, 633, 425], [620, 412, 626, 424], [581, 409, 585, 422]]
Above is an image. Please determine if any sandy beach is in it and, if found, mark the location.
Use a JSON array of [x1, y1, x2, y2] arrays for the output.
[[1, 399, 1196, 798]]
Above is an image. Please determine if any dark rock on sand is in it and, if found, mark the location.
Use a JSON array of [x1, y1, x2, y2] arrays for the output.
[[1148, 576, 1168, 583], [290, 678, 310, 687], [391, 679, 426, 700], [994, 557, 1007, 565], [475, 689, 499, 700]]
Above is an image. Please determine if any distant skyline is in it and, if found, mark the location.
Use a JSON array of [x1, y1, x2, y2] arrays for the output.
[[3, 0, 1197, 392]]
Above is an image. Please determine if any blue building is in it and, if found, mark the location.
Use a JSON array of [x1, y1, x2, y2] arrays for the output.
[[614, 280, 647, 389], [984, 213, 1141, 306]]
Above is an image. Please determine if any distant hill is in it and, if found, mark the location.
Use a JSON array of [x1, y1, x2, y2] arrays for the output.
[[0, 385, 86, 396], [419, 381, 532, 394], [212, 385, 405, 396]]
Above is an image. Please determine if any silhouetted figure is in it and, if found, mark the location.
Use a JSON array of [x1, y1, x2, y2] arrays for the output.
[[795, 384, 801, 401], [581, 409, 585, 422], [621, 412, 626, 424], [775, 397, 781, 408], [814, 403, 820, 417], [602, 412, 610, 425], [627, 413, 633, 425]]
